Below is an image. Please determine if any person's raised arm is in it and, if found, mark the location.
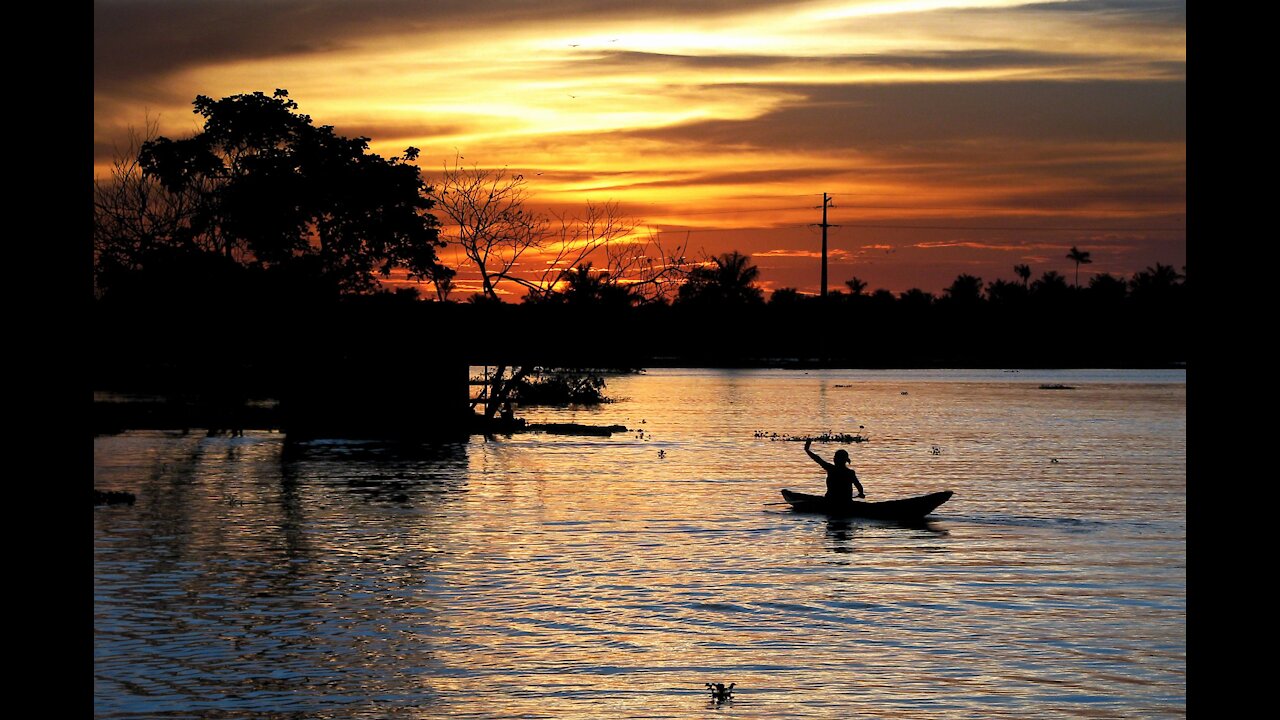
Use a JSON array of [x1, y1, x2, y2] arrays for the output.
[[804, 439, 833, 470]]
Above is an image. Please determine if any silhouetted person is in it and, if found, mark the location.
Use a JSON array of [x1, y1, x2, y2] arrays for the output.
[[805, 439, 865, 501]]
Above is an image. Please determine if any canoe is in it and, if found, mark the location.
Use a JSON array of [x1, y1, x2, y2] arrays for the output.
[[780, 489, 953, 521]]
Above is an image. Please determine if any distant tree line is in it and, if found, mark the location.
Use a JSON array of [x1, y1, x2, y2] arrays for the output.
[[439, 251, 1186, 369], [94, 246, 1185, 392]]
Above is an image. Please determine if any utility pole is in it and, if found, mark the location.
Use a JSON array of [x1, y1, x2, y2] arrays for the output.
[[819, 193, 834, 297]]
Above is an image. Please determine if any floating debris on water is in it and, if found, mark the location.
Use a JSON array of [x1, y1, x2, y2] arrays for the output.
[[94, 489, 136, 506], [1050, 458, 1060, 464], [901, 391, 909, 395], [754, 430, 869, 443], [930, 445, 942, 455], [705, 682, 735, 704], [1039, 384, 1076, 390], [525, 423, 628, 436]]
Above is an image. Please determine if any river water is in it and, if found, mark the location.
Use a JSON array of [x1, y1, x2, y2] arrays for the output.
[[94, 369, 1185, 718]]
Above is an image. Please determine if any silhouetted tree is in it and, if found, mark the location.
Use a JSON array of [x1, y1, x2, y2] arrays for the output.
[[986, 278, 1027, 305], [943, 274, 984, 304], [542, 202, 640, 299], [1031, 270, 1071, 304], [93, 118, 209, 298], [898, 288, 934, 309], [136, 90, 448, 295], [769, 287, 805, 306], [465, 292, 504, 306], [1129, 263, 1184, 302], [844, 277, 868, 296], [1087, 273, 1128, 303], [869, 289, 894, 302], [511, 367, 609, 405], [471, 364, 533, 422], [1014, 263, 1032, 289], [432, 166, 668, 421], [431, 270, 456, 302], [599, 229, 691, 304], [676, 251, 765, 307], [433, 159, 641, 301], [432, 160, 548, 300], [1066, 246, 1093, 288], [534, 263, 639, 309]]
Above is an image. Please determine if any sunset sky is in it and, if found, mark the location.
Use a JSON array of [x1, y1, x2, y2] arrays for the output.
[[94, 0, 1185, 298]]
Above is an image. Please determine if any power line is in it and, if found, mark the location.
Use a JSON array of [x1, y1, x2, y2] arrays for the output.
[[830, 222, 1183, 232], [642, 188, 1184, 235], [653, 222, 1182, 234], [634, 198, 1182, 226], [654, 204, 1184, 218]]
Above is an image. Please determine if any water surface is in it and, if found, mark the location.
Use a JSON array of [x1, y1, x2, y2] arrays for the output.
[[95, 369, 1186, 718]]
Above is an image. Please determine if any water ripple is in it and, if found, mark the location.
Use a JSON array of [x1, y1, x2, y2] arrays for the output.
[[96, 370, 1184, 718]]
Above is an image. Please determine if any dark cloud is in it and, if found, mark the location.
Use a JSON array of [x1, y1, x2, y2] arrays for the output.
[[95, 1, 353, 98], [901, 0, 1187, 33], [331, 122, 467, 145], [986, 190, 1185, 215], [94, 0, 792, 93], [1018, 0, 1186, 23], [578, 167, 834, 193], [577, 48, 1166, 74], [1147, 60, 1186, 77], [94, 0, 1185, 99], [628, 80, 1185, 149]]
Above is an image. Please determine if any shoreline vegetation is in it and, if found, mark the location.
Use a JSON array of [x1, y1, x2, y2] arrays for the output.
[[93, 364, 1182, 439], [755, 430, 871, 443]]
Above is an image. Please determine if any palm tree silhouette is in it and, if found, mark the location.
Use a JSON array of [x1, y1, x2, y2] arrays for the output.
[[712, 251, 761, 302], [1014, 264, 1031, 289], [1032, 270, 1070, 298], [1066, 246, 1092, 288], [677, 250, 764, 305], [1129, 262, 1184, 299], [844, 276, 867, 296], [944, 274, 984, 303]]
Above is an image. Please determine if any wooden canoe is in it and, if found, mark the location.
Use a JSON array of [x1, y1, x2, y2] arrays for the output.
[[780, 489, 953, 521]]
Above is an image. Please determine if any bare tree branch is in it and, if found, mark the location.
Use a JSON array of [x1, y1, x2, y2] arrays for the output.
[[604, 229, 692, 303], [432, 158, 549, 300], [92, 117, 217, 295], [521, 200, 638, 301]]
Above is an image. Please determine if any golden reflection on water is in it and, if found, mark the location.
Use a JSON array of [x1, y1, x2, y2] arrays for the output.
[[96, 370, 1184, 718]]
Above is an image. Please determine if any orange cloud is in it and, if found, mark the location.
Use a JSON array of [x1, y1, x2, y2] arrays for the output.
[[94, 0, 1185, 295]]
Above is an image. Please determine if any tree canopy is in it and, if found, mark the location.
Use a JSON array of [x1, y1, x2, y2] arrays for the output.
[[943, 274, 984, 304], [98, 89, 451, 298], [676, 251, 765, 308]]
